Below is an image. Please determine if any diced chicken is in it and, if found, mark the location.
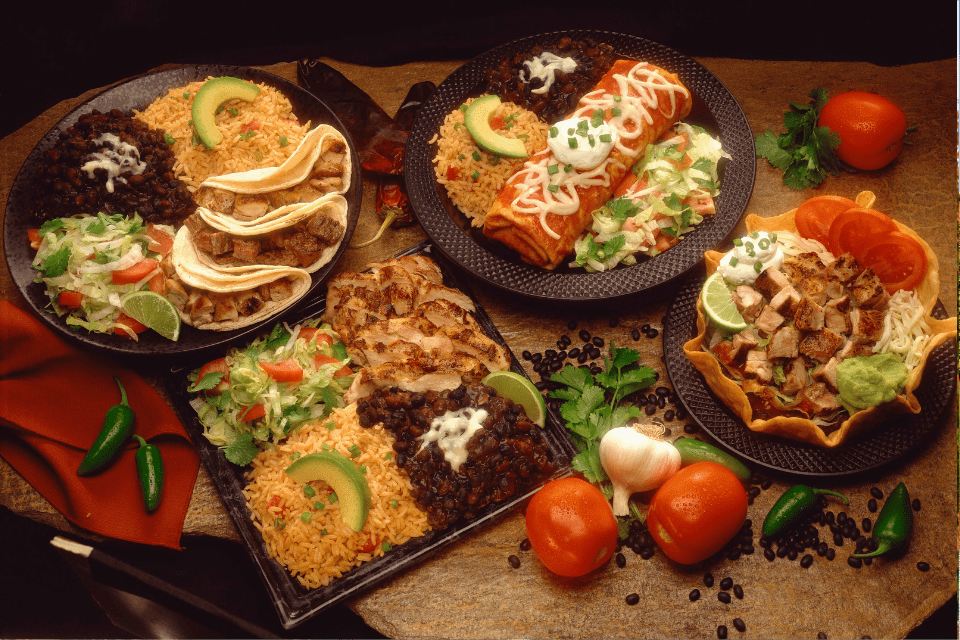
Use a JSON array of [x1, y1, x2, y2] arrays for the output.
[[266, 188, 301, 210], [829, 252, 863, 283], [259, 278, 293, 303], [781, 358, 810, 396], [232, 237, 261, 263], [232, 193, 271, 221], [823, 304, 849, 334], [797, 382, 843, 415], [851, 268, 890, 310], [849, 308, 885, 345], [187, 291, 215, 325], [713, 328, 760, 364], [767, 326, 800, 360], [304, 212, 345, 245], [799, 328, 844, 363], [732, 329, 760, 353], [732, 285, 764, 322], [160, 253, 177, 278], [753, 267, 791, 299], [711, 339, 739, 365], [311, 161, 343, 178], [308, 177, 344, 193], [812, 357, 840, 392], [213, 295, 239, 323], [235, 290, 265, 316], [291, 183, 325, 204], [838, 339, 874, 361], [164, 279, 189, 310], [769, 284, 801, 315], [196, 186, 235, 213], [754, 305, 786, 334], [794, 297, 825, 332], [285, 231, 325, 267], [782, 252, 829, 281], [744, 350, 773, 383]]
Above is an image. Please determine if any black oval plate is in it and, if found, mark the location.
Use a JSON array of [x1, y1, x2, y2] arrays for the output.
[[4, 64, 361, 358], [405, 30, 755, 302], [663, 269, 957, 476]]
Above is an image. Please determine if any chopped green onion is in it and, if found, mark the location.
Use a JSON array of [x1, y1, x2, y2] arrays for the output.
[[290, 451, 301, 461], [750, 231, 759, 239], [348, 444, 361, 458], [274, 517, 286, 530], [254, 150, 262, 162], [471, 170, 480, 181], [321, 528, 328, 536], [325, 422, 335, 431], [568, 138, 578, 149], [612, 107, 622, 117], [588, 135, 596, 147], [279, 135, 289, 147], [591, 109, 605, 127], [549, 126, 559, 138], [321, 443, 331, 451], [472, 151, 481, 162], [488, 156, 500, 166], [215, 105, 225, 114], [391, 499, 399, 509], [729, 257, 739, 267], [163, 133, 175, 145], [314, 501, 324, 510], [228, 107, 238, 116], [599, 133, 612, 143], [360, 465, 367, 474], [769, 233, 778, 243], [613, 95, 622, 102], [548, 184, 560, 192], [303, 484, 315, 498], [301, 512, 312, 523], [329, 492, 338, 503], [758, 238, 770, 250], [547, 164, 559, 175], [459, 104, 468, 112], [754, 261, 763, 273], [182, 91, 191, 99], [454, 122, 461, 130], [564, 164, 574, 173], [384, 453, 393, 460], [382, 542, 393, 552], [733, 238, 743, 246]]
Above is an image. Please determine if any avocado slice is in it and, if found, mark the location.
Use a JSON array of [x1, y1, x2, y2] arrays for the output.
[[463, 95, 528, 159], [285, 451, 371, 532], [191, 77, 261, 150]]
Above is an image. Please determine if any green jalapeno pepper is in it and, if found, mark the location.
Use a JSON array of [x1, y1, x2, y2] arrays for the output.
[[77, 377, 136, 476], [673, 437, 751, 482], [852, 482, 912, 558], [762, 484, 849, 537], [133, 434, 164, 512]]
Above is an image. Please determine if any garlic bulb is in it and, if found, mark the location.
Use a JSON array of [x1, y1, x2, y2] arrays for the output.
[[599, 424, 681, 516]]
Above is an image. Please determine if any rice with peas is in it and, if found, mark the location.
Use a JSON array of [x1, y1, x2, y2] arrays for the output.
[[242, 404, 430, 589], [134, 77, 311, 191], [429, 96, 549, 226]]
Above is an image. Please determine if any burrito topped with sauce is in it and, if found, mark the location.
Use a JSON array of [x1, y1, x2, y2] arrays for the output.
[[483, 60, 693, 269]]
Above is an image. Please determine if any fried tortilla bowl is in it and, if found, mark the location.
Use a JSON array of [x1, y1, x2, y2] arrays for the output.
[[683, 191, 957, 447]]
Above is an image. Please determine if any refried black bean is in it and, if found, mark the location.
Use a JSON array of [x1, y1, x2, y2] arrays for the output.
[[357, 383, 555, 530], [33, 109, 196, 226]]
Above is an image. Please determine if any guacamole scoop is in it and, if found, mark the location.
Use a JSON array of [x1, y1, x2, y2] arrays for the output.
[[836, 353, 908, 413]]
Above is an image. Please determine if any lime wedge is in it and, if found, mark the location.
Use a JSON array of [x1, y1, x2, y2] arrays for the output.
[[120, 290, 182, 341], [701, 272, 747, 333], [481, 370, 546, 427]]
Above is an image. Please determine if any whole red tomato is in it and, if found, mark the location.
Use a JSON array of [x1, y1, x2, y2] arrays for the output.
[[646, 462, 747, 565], [818, 91, 907, 170], [525, 477, 618, 577]]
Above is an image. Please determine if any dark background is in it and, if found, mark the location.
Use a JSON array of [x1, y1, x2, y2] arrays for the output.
[[3, 2, 957, 638]]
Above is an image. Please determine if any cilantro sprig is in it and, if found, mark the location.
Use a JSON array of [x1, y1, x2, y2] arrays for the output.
[[549, 342, 656, 495], [755, 88, 842, 190]]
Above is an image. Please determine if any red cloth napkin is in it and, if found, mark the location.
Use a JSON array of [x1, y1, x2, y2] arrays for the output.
[[0, 300, 200, 549]]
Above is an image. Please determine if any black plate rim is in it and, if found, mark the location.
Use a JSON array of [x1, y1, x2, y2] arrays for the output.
[[662, 269, 957, 477], [161, 239, 575, 629], [404, 29, 756, 302], [4, 64, 362, 359]]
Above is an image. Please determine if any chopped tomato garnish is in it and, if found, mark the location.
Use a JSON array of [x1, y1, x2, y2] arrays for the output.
[[489, 115, 506, 130], [145, 224, 174, 256], [241, 120, 261, 134], [358, 534, 380, 553], [315, 354, 353, 377], [114, 314, 148, 337], [112, 258, 159, 285], [57, 291, 84, 309], [298, 327, 333, 345], [239, 404, 266, 422], [27, 229, 42, 250], [446, 166, 460, 181], [197, 357, 231, 396], [266, 494, 289, 515], [259, 358, 305, 383]]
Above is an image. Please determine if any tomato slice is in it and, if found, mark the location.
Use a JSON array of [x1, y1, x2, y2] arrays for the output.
[[112, 258, 160, 285], [857, 231, 928, 293], [315, 354, 353, 378], [144, 224, 174, 256], [114, 313, 148, 337], [239, 404, 266, 422], [197, 357, 231, 396], [259, 358, 305, 383], [826, 207, 899, 258], [57, 291, 84, 309], [793, 195, 858, 246]]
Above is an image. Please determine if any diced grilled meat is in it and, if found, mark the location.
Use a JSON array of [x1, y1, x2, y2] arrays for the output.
[[794, 297, 825, 332], [781, 358, 810, 396], [232, 193, 270, 221], [196, 186, 235, 213], [769, 284, 801, 315], [823, 303, 850, 334], [812, 357, 840, 392], [235, 290, 265, 316], [849, 308, 886, 345], [851, 268, 890, 309], [799, 328, 844, 363], [164, 279, 189, 310], [753, 267, 791, 299], [796, 382, 842, 415], [744, 350, 773, 383], [187, 291, 215, 325], [213, 295, 239, 322], [304, 212, 345, 245], [732, 285, 764, 322], [754, 305, 785, 334], [829, 252, 863, 283], [767, 326, 800, 360], [232, 237, 261, 263]]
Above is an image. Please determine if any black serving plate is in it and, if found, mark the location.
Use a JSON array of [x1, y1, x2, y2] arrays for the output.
[[662, 268, 957, 476], [162, 240, 576, 629], [404, 30, 755, 302], [5, 65, 361, 359]]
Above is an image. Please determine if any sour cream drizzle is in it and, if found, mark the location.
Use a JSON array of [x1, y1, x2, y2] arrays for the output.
[[418, 407, 488, 473], [80, 133, 147, 194], [520, 52, 578, 95], [507, 62, 690, 239]]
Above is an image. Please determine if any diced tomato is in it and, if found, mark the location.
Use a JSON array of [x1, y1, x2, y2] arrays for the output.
[[794, 195, 858, 246], [446, 166, 460, 181], [197, 357, 231, 396], [298, 327, 333, 345], [239, 404, 266, 422], [489, 115, 505, 130], [241, 120, 261, 134], [148, 273, 165, 294], [57, 291, 84, 308], [857, 231, 928, 293], [27, 229, 42, 250], [145, 224, 174, 256], [613, 172, 640, 198], [315, 354, 353, 378], [656, 232, 678, 252], [114, 314, 148, 337], [112, 258, 159, 285], [358, 534, 380, 553], [259, 358, 305, 383], [668, 152, 694, 171], [826, 207, 899, 259], [266, 494, 288, 516]]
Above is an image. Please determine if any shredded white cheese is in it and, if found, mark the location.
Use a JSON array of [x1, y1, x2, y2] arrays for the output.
[[873, 289, 931, 370]]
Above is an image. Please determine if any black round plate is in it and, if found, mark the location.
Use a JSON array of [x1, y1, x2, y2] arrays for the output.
[[663, 270, 957, 476], [5, 65, 361, 358], [405, 30, 755, 301]]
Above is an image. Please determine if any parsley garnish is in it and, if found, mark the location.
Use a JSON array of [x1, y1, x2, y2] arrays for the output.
[[755, 88, 842, 190], [221, 432, 259, 466]]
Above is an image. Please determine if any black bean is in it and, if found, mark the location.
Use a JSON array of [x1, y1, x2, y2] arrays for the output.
[[646, 328, 659, 338], [917, 561, 930, 572], [704, 572, 715, 587], [833, 534, 844, 546], [615, 553, 626, 568], [545, 349, 557, 359], [733, 618, 746, 632], [764, 548, 776, 561], [684, 423, 699, 434], [817, 633, 828, 639], [727, 548, 741, 561], [578, 329, 591, 342], [733, 584, 744, 599], [640, 547, 655, 559], [625, 593, 640, 605], [776, 546, 789, 558], [530, 352, 543, 363], [567, 319, 577, 330], [870, 487, 884, 499], [717, 625, 728, 639], [641, 324, 651, 332], [655, 386, 671, 396], [861, 518, 871, 532], [508, 555, 521, 568], [800, 554, 814, 568], [760, 477, 773, 490], [867, 498, 878, 512], [787, 548, 798, 561], [826, 548, 836, 561], [912, 498, 921, 512], [690, 588, 701, 601], [847, 556, 862, 569], [577, 351, 590, 364], [719, 577, 733, 590], [631, 328, 641, 340], [644, 404, 657, 416], [836, 511, 847, 525], [522, 350, 532, 360], [567, 347, 580, 358], [592, 336, 604, 347], [718, 591, 731, 604], [817, 542, 828, 556], [675, 407, 687, 420]]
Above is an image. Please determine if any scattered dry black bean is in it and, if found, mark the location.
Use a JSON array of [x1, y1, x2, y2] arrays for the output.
[[520, 538, 531, 551], [912, 498, 921, 511], [625, 593, 640, 605], [508, 555, 520, 568], [917, 561, 930, 572], [719, 577, 733, 590], [867, 498, 878, 512], [869, 487, 884, 500], [683, 423, 699, 434], [718, 591, 731, 604], [615, 552, 626, 568], [733, 618, 746, 632], [717, 625, 728, 639], [704, 572, 715, 587], [690, 588, 701, 602], [800, 554, 814, 568], [631, 328, 641, 340], [733, 584, 744, 599]]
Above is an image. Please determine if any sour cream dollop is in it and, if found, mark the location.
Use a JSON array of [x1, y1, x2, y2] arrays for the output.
[[717, 231, 785, 285], [520, 52, 577, 95], [547, 116, 619, 170]]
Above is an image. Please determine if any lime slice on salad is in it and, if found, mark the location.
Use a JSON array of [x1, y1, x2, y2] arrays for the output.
[[481, 370, 546, 427], [120, 291, 181, 341], [701, 272, 747, 333]]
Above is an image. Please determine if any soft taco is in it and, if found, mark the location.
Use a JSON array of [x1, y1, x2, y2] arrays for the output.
[[194, 123, 351, 225], [683, 191, 956, 447], [162, 226, 312, 331]]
